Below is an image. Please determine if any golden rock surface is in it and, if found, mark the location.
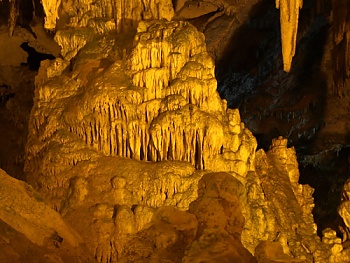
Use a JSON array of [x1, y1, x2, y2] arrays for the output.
[[276, 0, 303, 72], [41, 0, 174, 31], [0, 2, 349, 262], [0, 169, 93, 262]]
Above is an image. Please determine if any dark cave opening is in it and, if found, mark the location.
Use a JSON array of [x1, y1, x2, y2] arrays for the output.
[[299, 148, 350, 238], [20, 42, 56, 71]]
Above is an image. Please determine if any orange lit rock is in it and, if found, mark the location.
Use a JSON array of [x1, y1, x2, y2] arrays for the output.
[[255, 241, 304, 263], [276, 0, 303, 72], [0, 169, 93, 262], [42, 0, 174, 32], [25, 20, 257, 197], [13, 3, 350, 262], [0, 168, 81, 247]]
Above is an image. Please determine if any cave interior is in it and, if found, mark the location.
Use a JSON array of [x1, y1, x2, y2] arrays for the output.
[[0, 0, 350, 262]]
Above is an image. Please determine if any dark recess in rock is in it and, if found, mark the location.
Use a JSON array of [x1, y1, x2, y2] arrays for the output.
[[20, 42, 55, 71]]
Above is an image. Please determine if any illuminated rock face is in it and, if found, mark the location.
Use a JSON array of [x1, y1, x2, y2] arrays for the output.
[[41, 0, 174, 31], [0, 169, 80, 247], [24, 20, 259, 261], [0, 168, 93, 262], [25, 20, 257, 194], [17, 2, 350, 263]]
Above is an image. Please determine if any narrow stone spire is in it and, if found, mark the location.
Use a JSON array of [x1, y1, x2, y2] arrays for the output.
[[276, 0, 303, 72]]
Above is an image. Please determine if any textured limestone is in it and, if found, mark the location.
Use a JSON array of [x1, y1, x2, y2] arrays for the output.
[[338, 179, 350, 242], [25, 20, 257, 194], [240, 170, 276, 255], [118, 206, 198, 262], [177, 0, 238, 19], [255, 241, 305, 263], [248, 137, 330, 262], [0, 168, 85, 253], [276, 0, 303, 72], [23, 19, 260, 262], [42, 0, 174, 32], [183, 172, 256, 263], [183, 227, 256, 263], [54, 28, 95, 60], [0, 218, 91, 263], [321, 228, 350, 263], [13, 2, 350, 262]]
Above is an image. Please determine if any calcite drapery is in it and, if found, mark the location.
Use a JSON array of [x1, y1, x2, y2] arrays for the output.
[[41, 0, 174, 32], [24, 19, 259, 261], [276, 0, 303, 72], [41, 0, 62, 30], [23, 19, 257, 259], [25, 20, 257, 193]]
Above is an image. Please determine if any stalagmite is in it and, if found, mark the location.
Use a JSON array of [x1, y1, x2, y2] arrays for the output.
[[276, 0, 303, 72]]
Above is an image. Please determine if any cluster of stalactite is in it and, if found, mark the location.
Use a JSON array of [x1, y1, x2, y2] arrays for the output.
[[25, 20, 258, 191], [40, 0, 174, 31]]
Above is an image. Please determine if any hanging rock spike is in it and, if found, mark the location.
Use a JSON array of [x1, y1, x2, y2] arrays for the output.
[[276, 0, 303, 72]]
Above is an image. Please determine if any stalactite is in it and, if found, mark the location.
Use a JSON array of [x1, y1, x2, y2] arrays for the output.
[[40, 0, 61, 30], [8, 0, 19, 36], [276, 0, 303, 72]]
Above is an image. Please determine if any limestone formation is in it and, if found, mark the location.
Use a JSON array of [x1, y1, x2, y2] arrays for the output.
[[41, 0, 174, 32], [338, 179, 350, 242], [0, 168, 93, 262], [177, 0, 238, 20], [0, 168, 81, 247], [0, 1, 345, 262], [276, 0, 303, 72], [25, 20, 257, 196], [24, 19, 262, 261]]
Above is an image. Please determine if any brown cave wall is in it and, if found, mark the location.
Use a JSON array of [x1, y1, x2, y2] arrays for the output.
[[0, 0, 45, 32]]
